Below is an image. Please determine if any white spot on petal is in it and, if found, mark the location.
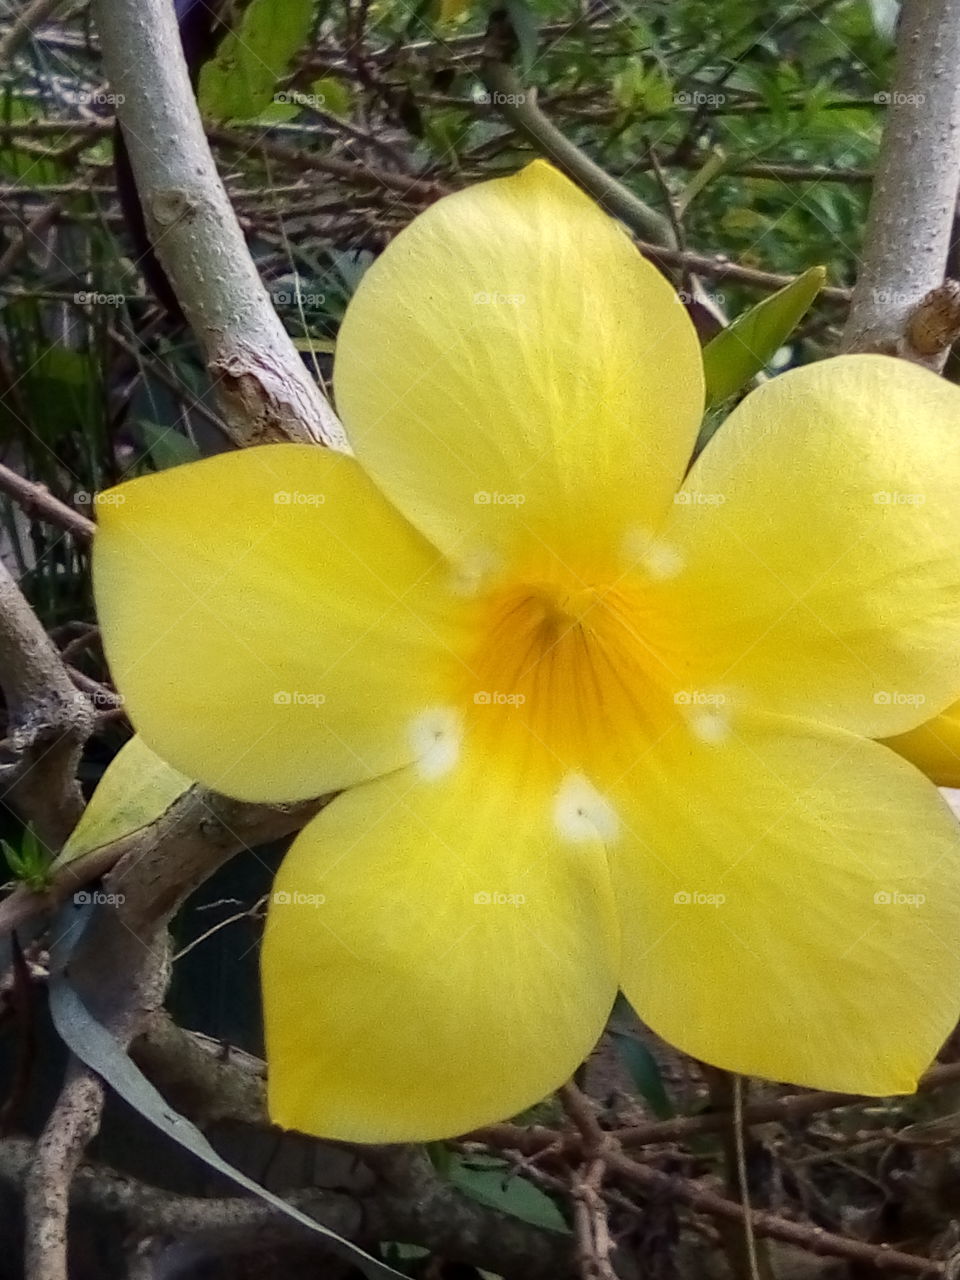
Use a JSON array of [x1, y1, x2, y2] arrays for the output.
[[622, 529, 684, 581], [450, 548, 501, 597], [410, 707, 462, 779], [554, 773, 620, 843], [692, 710, 730, 745]]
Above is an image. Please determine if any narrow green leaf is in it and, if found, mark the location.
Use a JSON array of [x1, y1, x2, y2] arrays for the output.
[[701, 265, 827, 407], [54, 736, 193, 869], [675, 147, 727, 217], [137, 421, 201, 470], [2, 826, 52, 891], [610, 1030, 674, 1119], [447, 1154, 570, 1234]]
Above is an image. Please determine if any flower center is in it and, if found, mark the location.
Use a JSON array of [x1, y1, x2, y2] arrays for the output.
[[461, 574, 674, 779]]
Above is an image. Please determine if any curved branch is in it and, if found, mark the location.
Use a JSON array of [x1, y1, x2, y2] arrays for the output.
[[481, 15, 676, 247]]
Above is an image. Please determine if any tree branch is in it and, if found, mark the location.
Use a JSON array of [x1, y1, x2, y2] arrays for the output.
[[842, 0, 960, 364], [0, 560, 93, 847], [90, 0, 347, 449], [0, 461, 94, 541], [481, 14, 676, 247]]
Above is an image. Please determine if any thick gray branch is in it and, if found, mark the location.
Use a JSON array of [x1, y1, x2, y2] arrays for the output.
[[843, 0, 960, 363], [90, 0, 347, 449], [1, 1134, 573, 1278], [0, 560, 92, 846], [0, 788, 324, 946]]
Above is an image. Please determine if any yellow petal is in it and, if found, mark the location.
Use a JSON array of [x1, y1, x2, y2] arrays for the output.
[[333, 160, 704, 572], [94, 445, 462, 802], [262, 749, 619, 1142], [55, 735, 192, 868], [645, 354, 960, 737], [885, 700, 960, 788], [613, 715, 960, 1095]]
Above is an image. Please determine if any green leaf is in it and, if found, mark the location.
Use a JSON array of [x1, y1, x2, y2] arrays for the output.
[[701, 265, 827, 407], [439, 0, 471, 20], [136, 421, 201, 470], [2, 825, 52, 892], [447, 1154, 570, 1234], [54, 736, 193, 870], [311, 76, 352, 117], [198, 0, 316, 123], [610, 1030, 674, 1119]]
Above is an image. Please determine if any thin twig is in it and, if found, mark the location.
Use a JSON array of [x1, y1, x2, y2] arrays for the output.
[[0, 461, 94, 541], [481, 13, 676, 247]]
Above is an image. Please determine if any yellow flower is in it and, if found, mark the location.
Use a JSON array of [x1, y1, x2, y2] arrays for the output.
[[94, 161, 960, 1144]]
